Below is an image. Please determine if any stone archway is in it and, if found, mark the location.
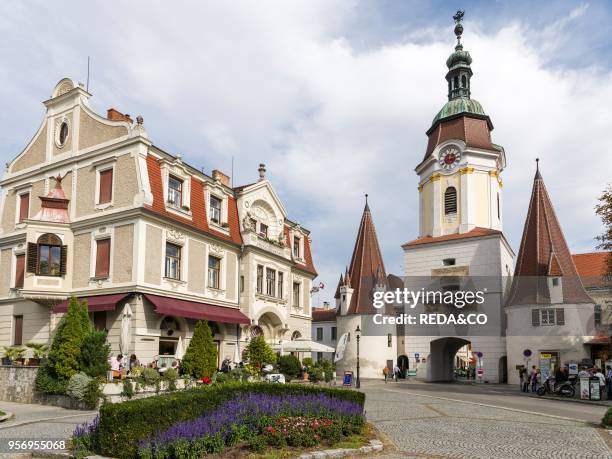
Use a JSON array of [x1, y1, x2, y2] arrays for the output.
[[428, 337, 471, 382], [256, 311, 284, 343]]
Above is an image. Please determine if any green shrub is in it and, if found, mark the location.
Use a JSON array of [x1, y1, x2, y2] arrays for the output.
[[67, 372, 93, 401], [302, 357, 313, 370], [244, 335, 276, 375], [121, 379, 134, 400], [139, 368, 161, 387], [603, 407, 612, 427], [309, 367, 324, 383], [316, 359, 335, 382], [47, 297, 91, 380], [180, 321, 217, 379], [98, 382, 365, 458], [83, 378, 103, 409], [163, 368, 179, 391], [35, 365, 68, 395], [78, 329, 111, 378], [277, 355, 301, 380]]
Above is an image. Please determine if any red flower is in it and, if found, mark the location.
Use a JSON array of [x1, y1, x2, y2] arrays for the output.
[[200, 376, 211, 384]]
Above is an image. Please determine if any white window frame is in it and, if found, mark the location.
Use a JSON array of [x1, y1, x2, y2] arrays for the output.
[[164, 241, 183, 281], [207, 254, 222, 290], [94, 161, 116, 210], [160, 160, 192, 217], [540, 308, 555, 326], [293, 281, 301, 307]]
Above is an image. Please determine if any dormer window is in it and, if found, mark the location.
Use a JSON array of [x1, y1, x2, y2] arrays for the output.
[[293, 236, 301, 258], [260, 223, 268, 238], [209, 195, 222, 224], [167, 176, 183, 208], [552, 277, 560, 286]]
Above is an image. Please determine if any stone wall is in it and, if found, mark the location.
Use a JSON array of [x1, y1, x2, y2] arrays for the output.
[[0, 366, 38, 403]]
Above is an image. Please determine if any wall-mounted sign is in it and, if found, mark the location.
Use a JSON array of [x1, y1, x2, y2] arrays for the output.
[[343, 371, 353, 387]]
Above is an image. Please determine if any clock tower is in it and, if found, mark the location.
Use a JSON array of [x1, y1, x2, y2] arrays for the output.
[[415, 11, 506, 238], [402, 12, 514, 384]]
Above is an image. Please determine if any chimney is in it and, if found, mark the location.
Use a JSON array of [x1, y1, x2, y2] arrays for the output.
[[107, 108, 133, 124], [258, 163, 266, 181], [212, 169, 230, 187]]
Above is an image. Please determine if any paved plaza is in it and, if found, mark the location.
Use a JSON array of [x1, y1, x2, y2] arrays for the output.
[[362, 381, 612, 459]]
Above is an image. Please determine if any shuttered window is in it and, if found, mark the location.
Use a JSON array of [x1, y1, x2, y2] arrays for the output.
[[531, 309, 540, 326], [99, 169, 113, 204], [95, 239, 111, 278], [15, 254, 25, 289], [27, 234, 67, 276], [444, 187, 457, 214], [19, 193, 29, 223], [13, 315, 23, 346], [555, 308, 565, 326]]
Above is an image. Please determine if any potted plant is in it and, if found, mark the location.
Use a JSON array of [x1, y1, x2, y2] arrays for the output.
[[2, 346, 26, 365], [25, 342, 49, 366], [302, 357, 313, 381]]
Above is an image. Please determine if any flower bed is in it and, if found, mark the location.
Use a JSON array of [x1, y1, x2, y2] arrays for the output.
[[76, 382, 365, 458], [137, 393, 362, 457]]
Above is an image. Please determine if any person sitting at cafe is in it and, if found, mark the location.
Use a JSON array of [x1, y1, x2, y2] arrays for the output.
[[158, 362, 168, 374], [109, 354, 123, 371], [129, 354, 140, 370]]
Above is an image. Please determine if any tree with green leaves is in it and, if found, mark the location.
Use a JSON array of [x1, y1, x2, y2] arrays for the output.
[[243, 335, 276, 375], [47, 297, 92, 380], [78, 329, 111, 378], [595, 184, 612, 275], [181, 320, 218, 378]]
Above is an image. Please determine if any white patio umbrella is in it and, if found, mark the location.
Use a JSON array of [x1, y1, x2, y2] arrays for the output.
[[175, 335, 185, 360], [272, 339, 335, 353], [119, 303, 132, 356]]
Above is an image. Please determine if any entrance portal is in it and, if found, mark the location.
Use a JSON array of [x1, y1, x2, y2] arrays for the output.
[[428, 337, 471, 382]]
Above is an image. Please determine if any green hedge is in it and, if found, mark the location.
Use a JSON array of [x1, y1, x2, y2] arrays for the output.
[[603, 407, 612, 427], [99, 382, 365, 458]]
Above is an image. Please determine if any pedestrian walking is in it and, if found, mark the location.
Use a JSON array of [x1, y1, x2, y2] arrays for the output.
[[594, 368, 606, 400], [383, 366, 390, 383], [519, 368, 528, 392], [393, 364, 401, 382], [606, 366, 612, 399], [530, 366, 539, 393]]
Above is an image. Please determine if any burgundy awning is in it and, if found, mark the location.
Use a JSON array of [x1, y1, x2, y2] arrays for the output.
[[53, 293, 131, 313], [144, 293, 250, 325]]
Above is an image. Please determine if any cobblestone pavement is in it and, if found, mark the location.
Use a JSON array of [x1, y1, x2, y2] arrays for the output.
[[0, 400, 97, 456], [363, 383, 612, 459]]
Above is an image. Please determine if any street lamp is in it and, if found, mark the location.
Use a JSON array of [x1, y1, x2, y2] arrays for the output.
[[355, 325, 361, 389]]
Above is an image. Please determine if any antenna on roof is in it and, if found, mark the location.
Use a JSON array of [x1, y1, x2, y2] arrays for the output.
[[86, 56, 91, 92]]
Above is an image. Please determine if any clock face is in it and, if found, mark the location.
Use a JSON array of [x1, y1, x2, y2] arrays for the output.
[[438, 146, 461, 170]]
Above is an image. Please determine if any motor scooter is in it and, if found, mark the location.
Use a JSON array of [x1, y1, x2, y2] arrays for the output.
[[537, 376, 575, 397]]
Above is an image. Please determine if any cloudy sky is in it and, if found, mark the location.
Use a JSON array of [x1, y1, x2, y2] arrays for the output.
[[1, 1, 610, 304]]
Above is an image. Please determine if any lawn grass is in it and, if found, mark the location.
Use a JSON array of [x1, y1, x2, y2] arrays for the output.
[[0, 410, 5, 417]]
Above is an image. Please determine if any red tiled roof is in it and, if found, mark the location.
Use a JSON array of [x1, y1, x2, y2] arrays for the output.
[[403, 227, 502, 247], [508, 168, 592, 306], [312, 308, 337, 322], [342, 201, 387, 315], [145, 154, 242, 245], [572, 252, 611, 289], [423, 116, 493, 162]]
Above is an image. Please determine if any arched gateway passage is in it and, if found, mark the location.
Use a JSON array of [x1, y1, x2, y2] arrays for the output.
[[428, 337, 471, 382]]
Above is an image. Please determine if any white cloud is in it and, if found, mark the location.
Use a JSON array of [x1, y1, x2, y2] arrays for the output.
[[0, 2, 609, 303]]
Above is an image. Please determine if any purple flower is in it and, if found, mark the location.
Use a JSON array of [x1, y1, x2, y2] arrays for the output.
[[139, 393, 363, 454]]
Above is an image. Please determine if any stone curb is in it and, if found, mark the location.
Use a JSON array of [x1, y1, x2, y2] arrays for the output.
[[298, 439, 383, 459]]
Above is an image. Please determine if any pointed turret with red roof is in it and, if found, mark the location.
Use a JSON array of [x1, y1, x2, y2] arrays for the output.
[[339, 195, 387, 315], [508, 161, 592, 305]]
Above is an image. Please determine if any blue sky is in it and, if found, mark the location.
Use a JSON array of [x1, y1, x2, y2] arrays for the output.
[[1, 1, 610, 304]]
